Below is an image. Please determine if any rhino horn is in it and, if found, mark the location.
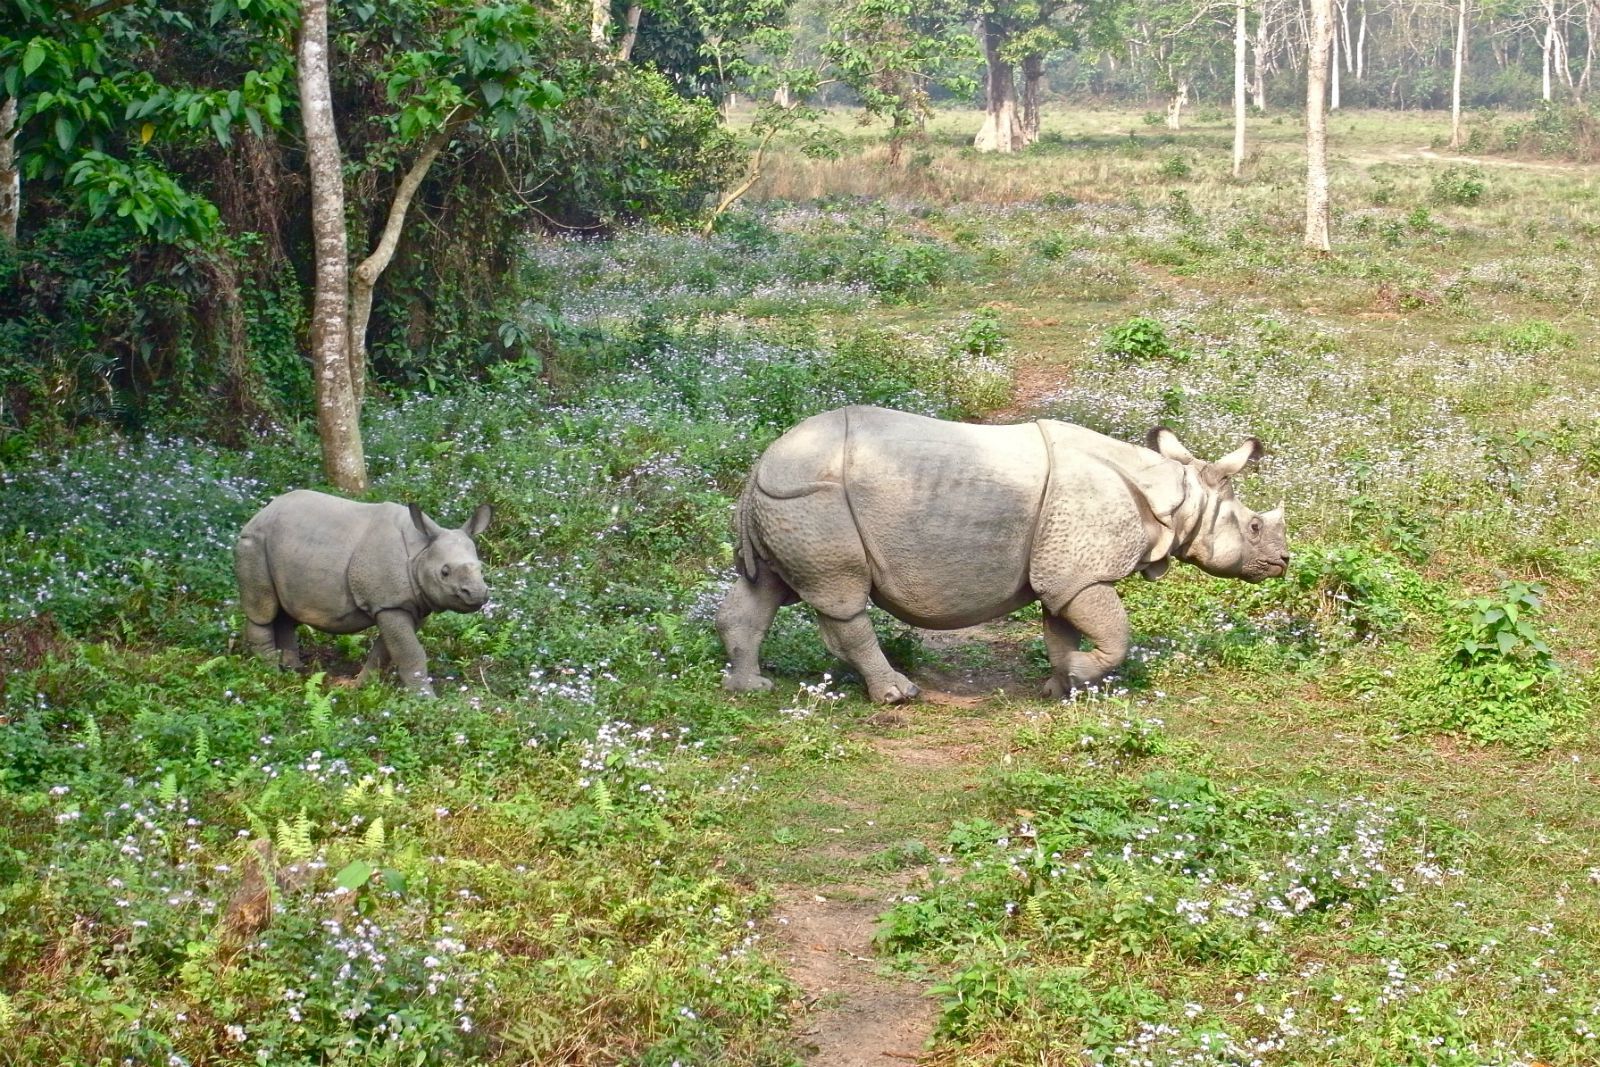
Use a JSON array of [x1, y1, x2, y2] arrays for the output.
[[1146, 426, 1196, 464]]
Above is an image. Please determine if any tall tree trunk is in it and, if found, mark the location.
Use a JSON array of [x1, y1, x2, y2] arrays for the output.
[[1339, 0, 1354, 71], [1252, 12, 1271, 110], [1356, 2, 1367, 79], [1234, 0, 1248, 176], [1021, 52, 1043, 145], [590, 0, 610, 46], [1331, 18, 1341, 108], [617, 4, 642, 62], [1304, 0, 1333, 252], [1450, 0, 1467, 148], [298, 0, 366, 492], [1581, 0, 1596, 97], [1543, 1, 1555, 101], [974, 17, 1024, 152], [0, 97, 18, 245], [348, 117, 465, 412], [1166, 77, 1189, 129]]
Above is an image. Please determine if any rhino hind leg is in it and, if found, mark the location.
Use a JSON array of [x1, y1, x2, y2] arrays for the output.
[[717, 563, 795, 693], [272, 614, 303, 670], [816, 612, 920, 704], [1041, 584, 1129, 699], [235, 533, 294, 668]]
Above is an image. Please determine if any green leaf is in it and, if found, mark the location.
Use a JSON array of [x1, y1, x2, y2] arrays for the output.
[[54, 114, 75, 151], [335, 859, 374, 892], [22, 40, 47, 78]]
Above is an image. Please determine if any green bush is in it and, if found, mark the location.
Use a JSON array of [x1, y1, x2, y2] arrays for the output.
[[1401, 581, 1588, 752], [1102, 315, 1186, 363], [1429, 165, 1488, 206]]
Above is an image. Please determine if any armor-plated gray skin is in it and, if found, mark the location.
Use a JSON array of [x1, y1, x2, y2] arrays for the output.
[[716, 405, 1289, 703], [235, 490, 492, 697]]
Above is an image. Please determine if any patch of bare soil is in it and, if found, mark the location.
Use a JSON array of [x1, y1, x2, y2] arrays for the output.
[[909, 621, 1036, 700], [871, 735, 982, 768], [986, 361, 1070, 423], [1347, 145, 1590, 173], [771, 888, 937, 1066]]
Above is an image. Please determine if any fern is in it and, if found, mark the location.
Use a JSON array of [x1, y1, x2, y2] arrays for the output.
[[79, 715, 102, 758], [304, 671, 333, 737], [342, 775, 374, 809], [591, 779, 614, 819], [0, 991, 16, 1034], [362, 815, 386, 855], [157, 771, 179, 808], [275, 808, 315, 860], [192, 726, 210, 767], [1019, 894, 1047, 935]]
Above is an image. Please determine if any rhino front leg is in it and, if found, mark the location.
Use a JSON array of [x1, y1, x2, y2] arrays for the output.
[[1042, 584, 1129, 698], [355, 635, 391, 688], [816, 612, 920, 704], [717, 564, 794, 693], [375, 609, 435, 697]]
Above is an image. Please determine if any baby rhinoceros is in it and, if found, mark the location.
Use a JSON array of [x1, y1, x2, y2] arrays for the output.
[[235, 490, 492, 697], [716, 405, 1289, 703]]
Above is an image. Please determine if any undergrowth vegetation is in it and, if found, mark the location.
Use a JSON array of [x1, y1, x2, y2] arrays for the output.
[[2, 107, 1598, 1065]]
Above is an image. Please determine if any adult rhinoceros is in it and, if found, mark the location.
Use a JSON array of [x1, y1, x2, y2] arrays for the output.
[[716, 405, 1288, 703]]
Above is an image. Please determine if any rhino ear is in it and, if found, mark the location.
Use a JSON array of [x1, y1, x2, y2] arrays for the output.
[[464, 503, 492, 537], [1211, 438, 1265, 480], [408, 504, 444, 539], [1147, 426, 1196, 464]]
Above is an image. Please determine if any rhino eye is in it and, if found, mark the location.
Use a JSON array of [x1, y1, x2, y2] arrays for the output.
[[441, 564, 452, 577], [1248, 517, 1263, 537]]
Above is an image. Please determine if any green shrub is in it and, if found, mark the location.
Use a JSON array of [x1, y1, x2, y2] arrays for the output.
[[1429, 165, 1488, 206], [1401, 581, 1588, 752], [1102, 316, 1186, 363]]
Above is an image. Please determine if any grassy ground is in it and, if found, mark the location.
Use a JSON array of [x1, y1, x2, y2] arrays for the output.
[[2, 106, 1598, 1066]]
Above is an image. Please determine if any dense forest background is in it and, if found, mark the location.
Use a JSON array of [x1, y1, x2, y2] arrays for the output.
[[1, 0, 1596, 463]]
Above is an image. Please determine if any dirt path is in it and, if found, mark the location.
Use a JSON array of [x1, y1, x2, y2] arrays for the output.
[[1345, 144, 1592, 173], [771, 886, 936, 1065], [768, 724, 992, 1064]]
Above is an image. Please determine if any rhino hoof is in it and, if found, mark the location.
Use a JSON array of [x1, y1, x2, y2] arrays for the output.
[[875, 678, 921, 704], [1041, 677, 1069, 701], [724, 673, 775, 694]]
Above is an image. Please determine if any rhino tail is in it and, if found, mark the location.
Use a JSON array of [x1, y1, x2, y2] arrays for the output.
[[735, 475, 761, 581]]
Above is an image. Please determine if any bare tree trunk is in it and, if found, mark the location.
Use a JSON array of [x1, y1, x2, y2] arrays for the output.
[[974, 16, 1025, 152], [1304, 0, 1333, 252], [1235, 1, 1248, 176], [298, 0, 366, 492], [1554, 21, 1579, 99], [348, 117, 465, 412], [590, 0, 610, 46], [1021, 52, 1043, 145], [1166, 78, 1189, 128], [1581, 0, 1596, 97], [1450, 0, 1467, 148], [1356, 2, 1367, 79], [0, 97, 18, 245], [1252, 9, 1271, 110], [617, 4, 642, 62], [1331, 18, 1341, 108], [1543, 0, 1555, 101], [1339, 0, 1354, 71]]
